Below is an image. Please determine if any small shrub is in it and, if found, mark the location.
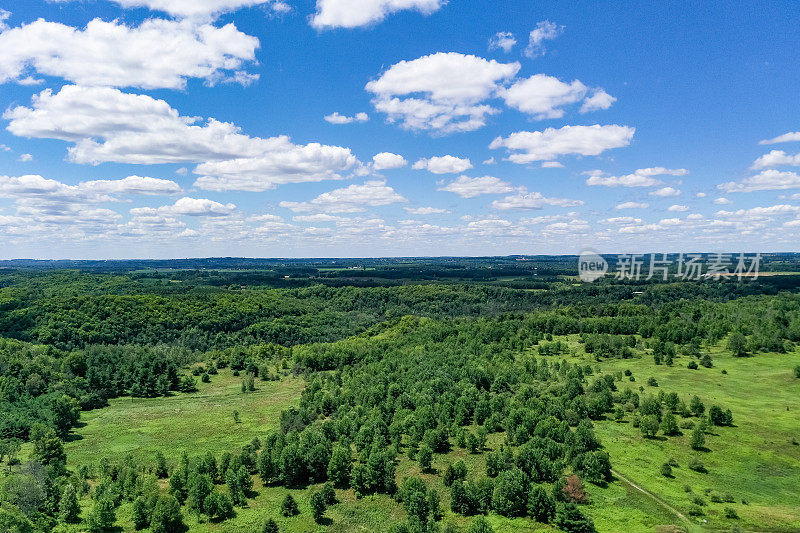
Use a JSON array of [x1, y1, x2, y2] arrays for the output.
[[647, 377, 658, 387], [688, 504, 705, 517], [320, 482, 337, 505], [660, 463, 672, 478], [418, 444, 433, 472], [468, 516, 494, 533], [688, 458, 707, 473], [201, 373, 210, 383], [688, 361, 698, 370], [724, 507, 739, 519], [690, 426, 706, 450]]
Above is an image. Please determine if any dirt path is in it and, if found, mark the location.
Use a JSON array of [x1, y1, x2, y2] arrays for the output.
[[611, 469, 774, 533], [611, 468, 697, 532]]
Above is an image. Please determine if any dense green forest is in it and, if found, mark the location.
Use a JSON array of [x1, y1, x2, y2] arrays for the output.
[[1, 258, 799, 532]]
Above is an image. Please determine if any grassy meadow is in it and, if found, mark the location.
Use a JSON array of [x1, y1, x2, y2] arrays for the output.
[[52, 343, 800, 532], [65, 370, 305, 467], [569, 342, 800, 532]]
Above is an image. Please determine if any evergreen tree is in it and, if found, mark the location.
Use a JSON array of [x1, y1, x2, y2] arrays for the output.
[[660, 412, 679, 436], [204, 490, 234, 521], [727, 331, 748, 357], [328, 444, 352, 487], [320, 482, 337, 505], [150, 494, 184, 533], [155, 451, 169, 478], [263, 518, 280, 533], [58, 484, 80, 523], [417, 444, 433, 472], [555, 503, 596, 533], [443, 461, 468, 487], [169, 468, 188, 504], [200, 452, 219, 482], [639, 415, 660, 438], [187, 471, 213, 514], [132, 496, 150, 530], [708, 405, 733, 426], [528, 485, 555, 523], [310, 491, 327, 523], [690, 426, 706, 450], [259, 447, 279, 485], [281, 494, 299, 517], [225, 467, 246, 506], [32, 429, 67, 474], [428, 489, 442, 521], [236, 465, 253, 495], [87, 496, 116, 533], [492, 468, 529, 517], [690, 395, 705, 417]]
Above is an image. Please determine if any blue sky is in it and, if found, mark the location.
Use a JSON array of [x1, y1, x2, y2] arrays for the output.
[[0, 0, 799, 258]]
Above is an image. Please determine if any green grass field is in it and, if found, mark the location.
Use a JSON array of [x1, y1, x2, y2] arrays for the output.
[[576, 344, 800, 532], [59, 346, 800, 532], [65, 370, 305, 468]]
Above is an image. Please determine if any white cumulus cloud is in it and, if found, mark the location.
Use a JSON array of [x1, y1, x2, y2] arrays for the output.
[[0, 174, 180, 202], [491, 191, 583, 210], [718, 170, 800, 193], [500, 74, 591, 120], [438, 176, 514, 198], [649, 186, 681, 197], [413, 155, 473, 174], [372, 152, 407, 170], [490, 124, 634, 164], [0, 18, 259, 89], [751, 150, 800, 169], [759, 131, 800, 145], [404, 206, 449, 215], [585, 167, 687, 187], [5, 86, 360, 191], [280, 180, 406, 213], [366, 52, 519, 133], [158, 197, 236, 217], [311, 0, 446, 29], [580, 89, 616, 113], [615, 201, 649, 210], [488, 31, 516, 53], [57, 0, 287, 20], [324, 111, 369, 124]]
